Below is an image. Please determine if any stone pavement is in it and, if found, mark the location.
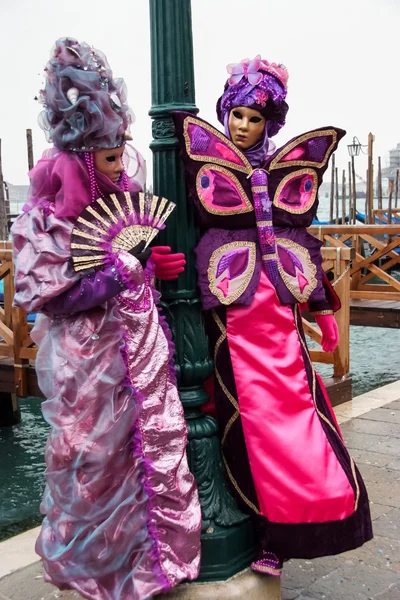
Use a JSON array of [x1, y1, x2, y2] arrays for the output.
[[0, 390, 399, 599], [282, 399, 400, 600]]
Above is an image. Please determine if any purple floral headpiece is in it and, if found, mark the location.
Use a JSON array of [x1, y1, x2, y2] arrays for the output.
[[38, 38, 135, 152], [216, 55, 289, 139]]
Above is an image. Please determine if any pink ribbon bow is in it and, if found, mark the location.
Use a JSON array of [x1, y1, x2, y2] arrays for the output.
[[227, 55, 263, 86]]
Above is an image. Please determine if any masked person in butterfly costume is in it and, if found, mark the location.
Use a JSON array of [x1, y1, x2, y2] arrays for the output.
[[11, 38, 201, 600], [173, 55, 372, 576]]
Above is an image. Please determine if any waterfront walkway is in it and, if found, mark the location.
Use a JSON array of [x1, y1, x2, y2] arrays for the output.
[[0, 382, 400, 600]]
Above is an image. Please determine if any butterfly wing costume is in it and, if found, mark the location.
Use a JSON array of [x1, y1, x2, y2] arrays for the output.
[[173, 109, 373, 561]]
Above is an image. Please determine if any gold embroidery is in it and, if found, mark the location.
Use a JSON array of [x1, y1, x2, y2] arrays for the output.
[[196, 164, 254, 216], [276, 238, 317, 303], [268, 129, 338, 171], [273, 168, 318, 214], [312, 310, 334, 316], [212, 310, 260, 515], [212, 310, 239, 412], [262, 253, 278, 260], [183, 115, 252, 174], [208, 242, 257, 305], [251, 185, 269, 192], [256, 220, 273, 227], [294, 305, 359, 512], [222, 455, 260, 514]]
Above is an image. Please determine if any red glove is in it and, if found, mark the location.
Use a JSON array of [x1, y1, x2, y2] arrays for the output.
[[151, 246, 186, 280], [315, 314, 339, 353]]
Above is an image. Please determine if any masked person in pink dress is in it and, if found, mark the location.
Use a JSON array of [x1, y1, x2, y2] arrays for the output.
[[11, 38, 201, 600], [173, 55, 372, 576]]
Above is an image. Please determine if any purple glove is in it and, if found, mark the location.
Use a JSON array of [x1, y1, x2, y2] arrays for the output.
[[42, 265, 125, 315]]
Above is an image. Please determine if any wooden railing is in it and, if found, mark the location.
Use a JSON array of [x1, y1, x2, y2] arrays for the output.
[[309, 225, 400, 302], [303, 246, 353, 379], [1, 243, 353, 398], [373, 208, 400, 225], [0, 243, 37, 397]]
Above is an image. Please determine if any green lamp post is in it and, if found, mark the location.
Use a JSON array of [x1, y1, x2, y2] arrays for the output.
[[149, 0, 256, 581]]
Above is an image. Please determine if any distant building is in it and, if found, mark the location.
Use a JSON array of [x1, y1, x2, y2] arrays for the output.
[[382, 143, 400, 190], [3, 182, 29, 218]]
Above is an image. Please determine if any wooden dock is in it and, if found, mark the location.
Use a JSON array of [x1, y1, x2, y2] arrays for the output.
[[309, 224, 400, 329]]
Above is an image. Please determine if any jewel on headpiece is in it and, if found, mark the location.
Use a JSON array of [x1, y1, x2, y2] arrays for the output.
[[256, 90, 269, 107], [110, 93, 122, 108], [66, 87, 79, 105]]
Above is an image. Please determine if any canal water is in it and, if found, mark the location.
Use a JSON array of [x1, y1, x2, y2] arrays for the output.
[[0, 196, 399, 540]]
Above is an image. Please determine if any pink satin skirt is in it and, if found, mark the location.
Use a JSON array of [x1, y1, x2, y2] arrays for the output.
[[226, 271, 356, 525]]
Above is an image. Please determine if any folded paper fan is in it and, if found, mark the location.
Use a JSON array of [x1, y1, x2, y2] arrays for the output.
[[71, 191, 176, 273]]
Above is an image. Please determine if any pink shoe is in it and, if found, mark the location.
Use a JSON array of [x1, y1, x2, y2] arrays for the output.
[[251, 551, 283, 576]]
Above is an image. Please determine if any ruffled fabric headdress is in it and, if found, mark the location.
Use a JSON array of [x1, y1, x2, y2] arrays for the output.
[[216, 55, 289, 165], [38, 37, 134, 152]]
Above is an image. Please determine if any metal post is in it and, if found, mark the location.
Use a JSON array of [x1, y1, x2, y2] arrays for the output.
[[351, 155, 357, 224], [367, 133, 374, 224], [149, 0, 256, 581]]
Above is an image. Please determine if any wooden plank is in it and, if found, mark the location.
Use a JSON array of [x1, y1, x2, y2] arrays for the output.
[[19, 347, 38, 360], [309, 225, 400, 234], [324, 376, 353, 406], [309, 350, 335, 364], [350, 290, 400, 301], [0, 343, 14, 357], [302, 319, 322, 344], [11, 306, 29, 396], [350, 306, 400, 328], [350, 237, 400, 274], [0, 320, 13, 346]]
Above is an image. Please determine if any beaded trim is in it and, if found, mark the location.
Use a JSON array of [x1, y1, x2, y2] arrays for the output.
[[208, 241, 257, 305], [273, 168, 318, 215], [183, 115, 252, 174], [312, 309, 334, 316], [196, 164, 253, 216], [268, 129, 338, 171], [276, 238, 317, 303]]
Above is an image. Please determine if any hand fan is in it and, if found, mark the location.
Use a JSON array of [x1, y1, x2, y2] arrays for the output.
[[70, 190, 175, 273]]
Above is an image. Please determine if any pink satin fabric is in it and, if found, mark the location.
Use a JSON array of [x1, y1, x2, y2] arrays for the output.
[[226, 270, 355, 524]]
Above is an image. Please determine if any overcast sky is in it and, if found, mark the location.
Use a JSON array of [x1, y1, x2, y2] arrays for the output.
[[1, 0, 399, 185]]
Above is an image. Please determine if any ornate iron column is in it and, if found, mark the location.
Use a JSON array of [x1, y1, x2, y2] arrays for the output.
[[149, 0, 256, 581]]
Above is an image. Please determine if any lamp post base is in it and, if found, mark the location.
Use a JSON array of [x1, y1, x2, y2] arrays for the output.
[[157, 568, 281, 600]]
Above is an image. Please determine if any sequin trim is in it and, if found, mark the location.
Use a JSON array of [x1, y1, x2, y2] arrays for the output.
[[196, 164, 254, 216], [183, 115, 252, 174], [212, 309, 260, 515], [276, 238, 317, 303], [273, 168, 318, 214], [294, 305, 359, 512], [251, 186, 269, 193], [262, 253, 278, 260], [312, 310, 334, 316], [208, 242, 257, 305], [268, 129, 338, 170]]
